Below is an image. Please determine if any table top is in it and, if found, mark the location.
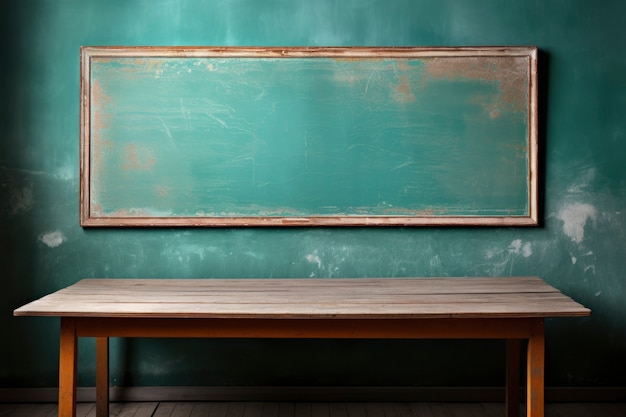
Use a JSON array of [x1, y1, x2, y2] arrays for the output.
[[13, 277, 590, 320]]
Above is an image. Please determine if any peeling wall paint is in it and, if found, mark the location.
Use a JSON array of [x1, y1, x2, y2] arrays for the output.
[[508, 239, 532, 257], [305, 252, 322, 270], [557, 202, 598, 244], [39, 230, 66, 248]]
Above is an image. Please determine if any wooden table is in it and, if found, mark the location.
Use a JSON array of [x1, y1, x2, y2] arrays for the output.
[[14, 277, 590, 417]]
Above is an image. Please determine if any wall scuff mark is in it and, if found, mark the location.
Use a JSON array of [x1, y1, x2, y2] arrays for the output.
[[557, 202, 597, 244], [39, 231, 66, 248]]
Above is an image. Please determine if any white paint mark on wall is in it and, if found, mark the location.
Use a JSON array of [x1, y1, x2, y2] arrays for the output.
[[245, 251, 264, 261], [557, 203, 597, 243], [479, 239, 534, 276], [40, 230, 66, 248], [430, 255, 442, 268], [55, 164, 75, 181], [584, 265, 596, 274], [508, 239, 532, 257], [162, 244, 223, 263], [306, 253, 322, 269]]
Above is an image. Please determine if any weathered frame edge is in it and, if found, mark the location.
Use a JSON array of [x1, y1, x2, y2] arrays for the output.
[[79, 46, 539, 228]]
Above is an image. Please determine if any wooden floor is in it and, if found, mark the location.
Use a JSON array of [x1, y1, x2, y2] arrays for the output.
[[1, 402, 626, 417]]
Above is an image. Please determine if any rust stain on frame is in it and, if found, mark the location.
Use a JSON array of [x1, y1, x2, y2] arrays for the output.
[[91, 80, 113, 145], [90, 79, 115, 200], [424, 56, 529, 113]]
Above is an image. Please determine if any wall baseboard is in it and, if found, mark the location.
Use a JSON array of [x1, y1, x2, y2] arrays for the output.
[[0, 386, 624, 403]]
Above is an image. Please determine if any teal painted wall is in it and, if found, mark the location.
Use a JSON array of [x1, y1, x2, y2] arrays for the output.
[[1, 0, 624, 389]]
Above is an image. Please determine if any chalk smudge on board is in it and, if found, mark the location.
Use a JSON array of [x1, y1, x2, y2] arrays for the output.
[[393, 74, 416, 103], [121, 144, 155, 171]]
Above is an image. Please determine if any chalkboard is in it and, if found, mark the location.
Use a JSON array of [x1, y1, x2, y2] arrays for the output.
[[80, 46, 538, 227]]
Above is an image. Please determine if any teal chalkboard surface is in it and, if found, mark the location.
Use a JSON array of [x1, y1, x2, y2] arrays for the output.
[[81, 47, 538, 226]]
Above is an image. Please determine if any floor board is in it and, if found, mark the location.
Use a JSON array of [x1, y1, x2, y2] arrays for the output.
[[0, 402, 625, 417]]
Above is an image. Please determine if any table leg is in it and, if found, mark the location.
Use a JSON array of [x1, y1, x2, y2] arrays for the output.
[[59, 318, 77, 417], [526, 319, 545, 417], [506, 339, 521, 417], [96, 337, 109, 417]]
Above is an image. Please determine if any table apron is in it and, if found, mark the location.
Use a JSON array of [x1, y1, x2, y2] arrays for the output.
[[70, 317, 543, 339]]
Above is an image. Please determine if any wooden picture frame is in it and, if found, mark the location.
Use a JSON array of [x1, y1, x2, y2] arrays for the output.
[[80, 46, 538, 227]]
